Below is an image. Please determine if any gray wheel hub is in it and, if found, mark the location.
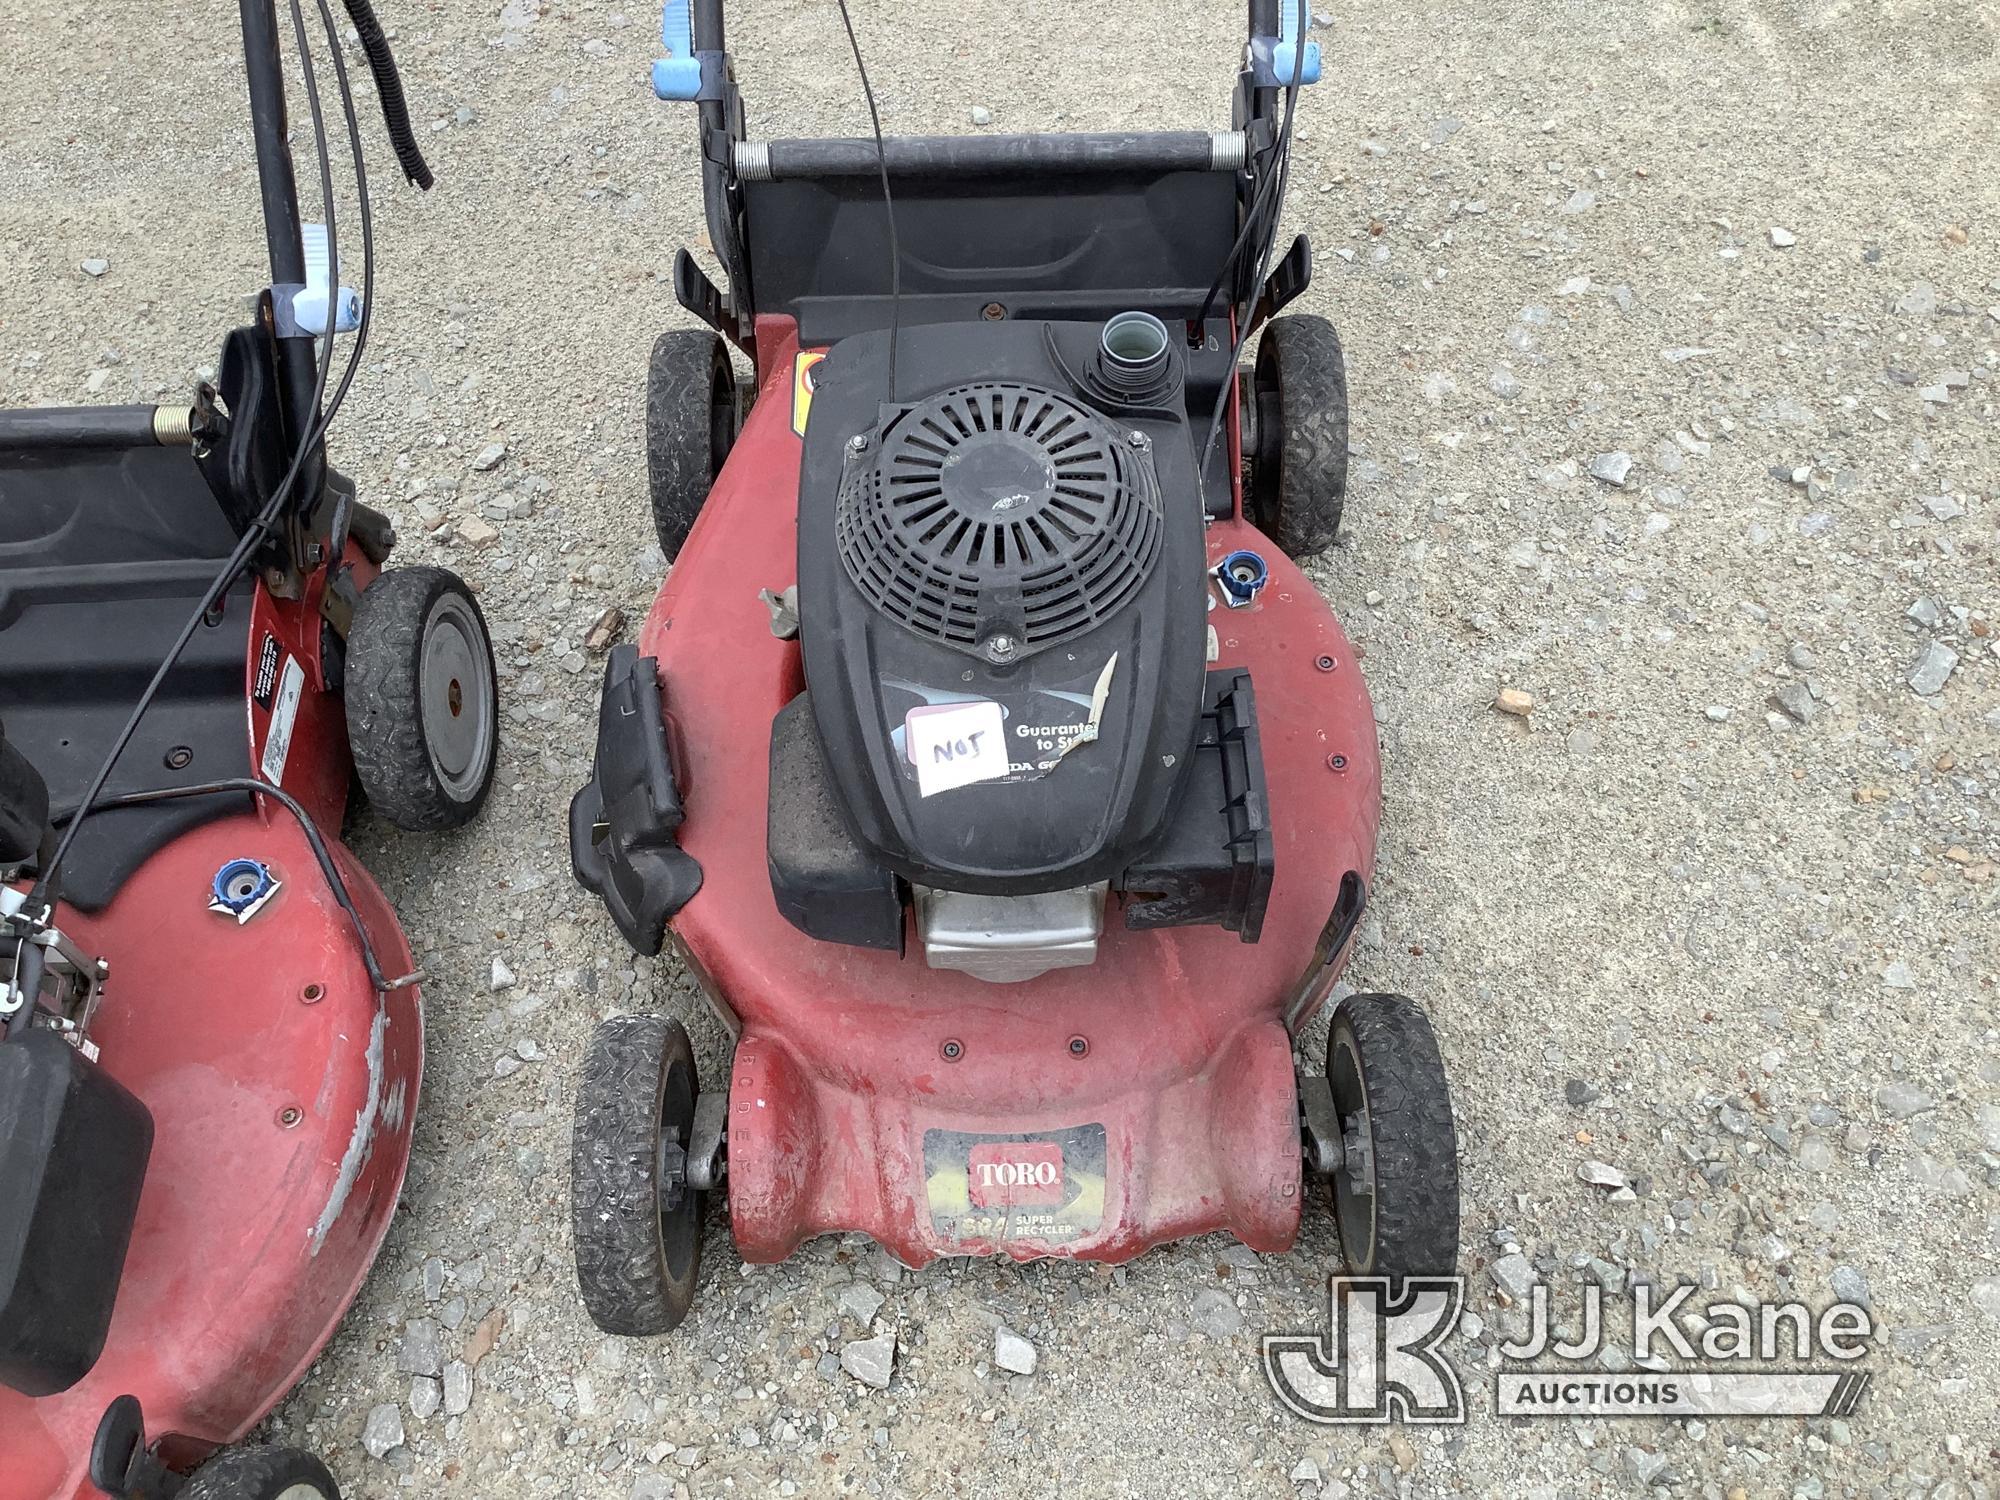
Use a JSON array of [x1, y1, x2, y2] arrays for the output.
[[418, 592, 494, 798]]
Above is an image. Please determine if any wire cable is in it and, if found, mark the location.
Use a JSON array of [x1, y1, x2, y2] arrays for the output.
[[834, 0, 900, 406], [1197, 0, 1309, 482], [52, 779, 422, 993]]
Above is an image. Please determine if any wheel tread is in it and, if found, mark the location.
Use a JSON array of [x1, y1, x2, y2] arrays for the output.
[[571, 1015, 702, 1336], [1331, 992, 1460, 1280]]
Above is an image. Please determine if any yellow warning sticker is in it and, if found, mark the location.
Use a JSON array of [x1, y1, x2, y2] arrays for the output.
[[791, 350, 827, 437]]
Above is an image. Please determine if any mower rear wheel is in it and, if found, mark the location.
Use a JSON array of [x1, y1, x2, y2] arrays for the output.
[[178, 1445, 340, 1500], [572, 1015, 705, 1336], [646, 330, 738, 560], [1325, 992, 1460, 1281], [346, 566, 499, 832], [1247, 314, 1350, 559]]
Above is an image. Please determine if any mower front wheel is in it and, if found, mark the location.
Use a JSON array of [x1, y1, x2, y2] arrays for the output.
[[345, 566, 499, 832], [1247, 314, 1350, 559], [571, 1015, 705, 1336], [178, 1445, 340, 1500], [1324, 992, 1460, 1281], [646, 330, 738, 560]]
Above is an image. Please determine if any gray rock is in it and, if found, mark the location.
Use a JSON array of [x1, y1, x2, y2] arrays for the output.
[[80, 258, 110, 278], [362, 1402, 405, 1460], [841, 1330, 896, 1389], [1192, 1288, 1245, 1338], [1978, 1104, 2000, 1154], [1578, 1159, 1629, 1190], [1769, 682, 1816, 725], [1769, 226, 1797, 248], [1564, 1078, 1600, 1107], [994, 1325, 1038, 1375], [1972, 1281, 2000, 1319], [471, 441, 508, 472], [1561, 188, 1597, 215], [1905, 596, 1944, 629], [1430, 116, 1463, 145], [1907, 641, 1958, 697], [838, 1282, 886, 1327], [1876, 1082, 1935, 1119], [1589, 451, 1634, 487], [489, 955, 517, 991], [1491, 1252, 1537, 1302], [1489, 367, 1523, 400], [1895, 282, 1939, 317], [397, 1317, 443, 1377], [442, 1359, 473, 1416], [1830, 1266, 1871, 1310], [1921, 494, 1965, 521], [1622, 1446, 1668, 1486], [969, 105, 992, 126], [410, 1375, 441, 1420]]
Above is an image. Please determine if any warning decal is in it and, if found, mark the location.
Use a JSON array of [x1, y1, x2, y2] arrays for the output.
[[252, 632, 283, 709], [791, 349, 827, 437]]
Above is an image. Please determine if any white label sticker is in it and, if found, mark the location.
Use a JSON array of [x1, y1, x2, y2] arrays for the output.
[[260, 655, 306, 787], [906, 700, 1009, 797]]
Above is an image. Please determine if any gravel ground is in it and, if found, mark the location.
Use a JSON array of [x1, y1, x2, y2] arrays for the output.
[[6, 0, 2000, 1495]]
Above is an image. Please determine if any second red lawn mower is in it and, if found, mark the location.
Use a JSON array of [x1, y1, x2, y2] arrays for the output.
[[566, 0, 1460, 1332], [1, 3, 496, 1495]]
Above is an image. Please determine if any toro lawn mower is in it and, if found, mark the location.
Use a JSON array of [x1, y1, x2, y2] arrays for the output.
[[566, 0, 1460, 1334], [0, 4, 498, 1497]]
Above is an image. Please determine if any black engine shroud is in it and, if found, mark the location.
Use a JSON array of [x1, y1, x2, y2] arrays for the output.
[[770, 319, 1273, 948]]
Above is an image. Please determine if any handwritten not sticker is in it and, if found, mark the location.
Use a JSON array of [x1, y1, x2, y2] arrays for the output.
[[906, 700, 1009, 797]]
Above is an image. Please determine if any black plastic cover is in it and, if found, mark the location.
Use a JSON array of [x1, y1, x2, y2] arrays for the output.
[[570, 646, 703, 956], [796, 320, 1210, 897], [1120, 669, 1274, 942], [767, 693, 904, 952], [0, 441, 255, 910], [0, 1030, 155, 1396], [0, 721, 49, 866]]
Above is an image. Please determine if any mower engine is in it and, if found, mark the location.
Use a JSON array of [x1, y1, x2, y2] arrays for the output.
[[771, 314, 1274, 981]]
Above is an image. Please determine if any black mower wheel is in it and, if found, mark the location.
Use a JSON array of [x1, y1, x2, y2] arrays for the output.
[[571, 1015, 705, 1336], [1325, 992, 1460, 1281], [1248, 314, 1350, 559], [645, 330, 738, 560], [178, 1445, 340, 1500], [345, 566, 498, 833]]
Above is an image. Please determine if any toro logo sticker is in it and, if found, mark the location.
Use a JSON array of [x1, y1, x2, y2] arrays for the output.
[[967, 1141, 1064, 1207], [923, 1123, 1106, 1250]]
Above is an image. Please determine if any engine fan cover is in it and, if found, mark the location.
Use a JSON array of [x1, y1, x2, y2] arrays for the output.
[[836, 383, 1163, 659]]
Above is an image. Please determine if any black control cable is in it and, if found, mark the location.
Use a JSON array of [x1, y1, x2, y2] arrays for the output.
[[834, 0, 901, 407], [1197, 0, 1309, 480]]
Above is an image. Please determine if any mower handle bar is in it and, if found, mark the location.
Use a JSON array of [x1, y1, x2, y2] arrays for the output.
[[733, 131, 1247, 184]]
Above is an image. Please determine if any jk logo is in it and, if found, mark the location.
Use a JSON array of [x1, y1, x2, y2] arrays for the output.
[[1262, 1277, 1467, 1424]]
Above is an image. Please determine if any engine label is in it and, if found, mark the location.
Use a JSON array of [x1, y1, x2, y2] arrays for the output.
[[924, 1123, 1107, 1249]]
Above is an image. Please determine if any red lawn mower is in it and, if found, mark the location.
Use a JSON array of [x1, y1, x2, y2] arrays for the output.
[[567, 0, 1460, 1334], [1, 4, 496, 1497]]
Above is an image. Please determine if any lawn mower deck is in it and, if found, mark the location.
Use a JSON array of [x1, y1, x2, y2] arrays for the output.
[[616, 324, 1380, 1266], [1, 5, 496, 1496], [566, 0, 1460, 1336]]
